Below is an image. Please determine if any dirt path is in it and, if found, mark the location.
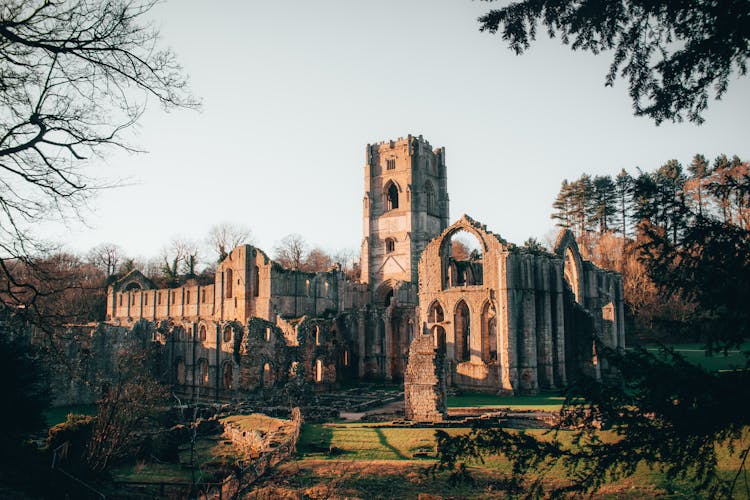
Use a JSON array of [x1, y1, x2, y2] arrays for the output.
[[339, 399, 405, 422]]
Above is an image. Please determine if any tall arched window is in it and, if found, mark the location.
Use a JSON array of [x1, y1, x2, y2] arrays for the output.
[[225, 268, 233, 298], [428, 301, 444, 323], [198, 358, 209, 386], [455, 300, 471, 362], [222, 361, 233, 389], [386, 182, 399, 210], [223, 325, 232, 342], [315, 359, 323, 383], [385, 238, 395, 253], [175, 358, 186, 385], [198, 325, 207, 342], [253, 265, 259, 297], [262, 363, 273, 387]]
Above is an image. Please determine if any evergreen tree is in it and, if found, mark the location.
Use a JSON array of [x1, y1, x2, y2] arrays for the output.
[[570, 175, 594, 236], [590, 175, 617, 234], [655, 160, 688, 243], [551, 179, 574, 229], [614, 169, 634, 239]]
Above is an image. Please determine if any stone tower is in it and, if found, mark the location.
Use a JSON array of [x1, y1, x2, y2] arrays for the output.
[[361, 135, 449, 296]]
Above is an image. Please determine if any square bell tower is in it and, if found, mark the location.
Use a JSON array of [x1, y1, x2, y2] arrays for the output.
[[360, 134, 449, 294]]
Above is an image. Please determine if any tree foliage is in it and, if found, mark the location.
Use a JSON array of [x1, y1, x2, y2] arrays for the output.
[[478, 0, 750, 124], [435, 154, 750, 496], [0, 0, 195, 332]]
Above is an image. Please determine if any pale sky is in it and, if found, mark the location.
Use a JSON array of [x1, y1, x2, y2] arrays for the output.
[[54, 0, 750, 265]]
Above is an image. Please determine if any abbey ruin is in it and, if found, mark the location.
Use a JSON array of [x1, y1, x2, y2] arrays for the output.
[[100, 135, 624, 402]]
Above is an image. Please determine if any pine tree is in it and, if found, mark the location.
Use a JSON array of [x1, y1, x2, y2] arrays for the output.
[[615, 169, 634, 239], [687, 154, 710, 216], [551, 179, 574, 229], [590, 175, 617, 234]]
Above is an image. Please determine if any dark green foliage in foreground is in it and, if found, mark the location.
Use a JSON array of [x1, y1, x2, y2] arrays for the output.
[[478, 0, 750, 124], [433, 344, 750, 497], [434, 171, 750, 497], [0, 328, 50, 442]]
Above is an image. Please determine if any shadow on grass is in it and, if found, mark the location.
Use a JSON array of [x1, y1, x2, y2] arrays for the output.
[[374, 428, 407, 459], [297, 424, 334, 454]]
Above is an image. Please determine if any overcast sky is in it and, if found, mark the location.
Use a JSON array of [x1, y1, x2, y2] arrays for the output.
[[55, 0, 750, 264]]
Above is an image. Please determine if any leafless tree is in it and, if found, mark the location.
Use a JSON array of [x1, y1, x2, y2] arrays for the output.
[[332, 248, 360, 279], [87, 243, 123, 276], [208, 223, 253, 262], [273, 234, 307, 270], [160, 237, 200, 286], [301, 247, 332, 273], [0, 0, 196, 331]]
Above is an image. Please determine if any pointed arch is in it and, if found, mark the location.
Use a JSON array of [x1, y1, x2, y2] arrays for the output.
[[554, 229, 584, 303], [383, 179, 401, 211], [427, 300, 445, 323], [454, 299, 471, 362]]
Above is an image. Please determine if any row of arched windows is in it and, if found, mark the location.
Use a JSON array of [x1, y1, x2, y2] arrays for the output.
[[173, 358, 224, 388], [224, 266, 261, 299], [427, 299, 498, 363]]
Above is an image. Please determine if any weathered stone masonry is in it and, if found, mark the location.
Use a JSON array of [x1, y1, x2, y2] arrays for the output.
[[94, 134, 623, 403]]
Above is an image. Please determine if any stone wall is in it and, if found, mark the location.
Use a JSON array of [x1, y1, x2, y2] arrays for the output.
[[404, 334, 447, 422], [221, 408, 303, 498]]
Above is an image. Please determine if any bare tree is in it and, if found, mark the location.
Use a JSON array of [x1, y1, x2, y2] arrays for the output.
[[273, 234, 307, 270], [208, 223, 253, 262], [0, 0, 196, 330], [160, 238, 200, 286], [87, 243, 123, 277], [301, 247, 332, 273], [332, 248, 360, 279]]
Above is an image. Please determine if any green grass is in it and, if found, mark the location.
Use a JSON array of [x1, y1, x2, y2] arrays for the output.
[[111, 434, 240, 484], [44, 404, 97, 427], [638, 342, 749, 372], [293, 423, 750, 498], [447, 392, 565, 410], [299, 422, 472, 460], [221, 413, 286, 432]]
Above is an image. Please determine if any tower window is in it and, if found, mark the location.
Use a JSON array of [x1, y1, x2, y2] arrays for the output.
[[386, 182, 399, 210], [385, 238, 395, 253], [425, 181, 436, 213], [386, 158, 396, 170]]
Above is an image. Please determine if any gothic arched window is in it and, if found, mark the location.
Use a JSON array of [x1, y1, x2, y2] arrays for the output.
[[385, 238, 395, 253], [386, 182, 399, 210]]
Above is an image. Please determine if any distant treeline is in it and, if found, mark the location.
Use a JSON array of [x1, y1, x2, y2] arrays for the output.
[[552, 154, 749, 242], [550, 154, 749, 343]]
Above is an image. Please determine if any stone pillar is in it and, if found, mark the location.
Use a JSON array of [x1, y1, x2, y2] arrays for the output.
[[357, 311, 367, 377], [552, 260, 567, 386], [404, 334, 447, 422], [519, 255, 538, 394], [500, 253, 518, 393], [536, 258, 554, 389], [470, 302, 482, 364], [384, 310, 393, 380]]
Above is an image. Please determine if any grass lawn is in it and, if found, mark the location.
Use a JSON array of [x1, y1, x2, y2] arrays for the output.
[[221, 413, 287, 433], [110, 434, 240, 485], [44, 404, 97, 427], [447, 392, 565, 410], [639, 342, 749, 372], [293, 422, 749, 498]]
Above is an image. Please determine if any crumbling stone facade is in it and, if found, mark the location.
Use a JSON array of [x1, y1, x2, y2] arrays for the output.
[[417, 215, 625, 395], [96, 134, 623, 403], [404, 334, 447, 422]]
